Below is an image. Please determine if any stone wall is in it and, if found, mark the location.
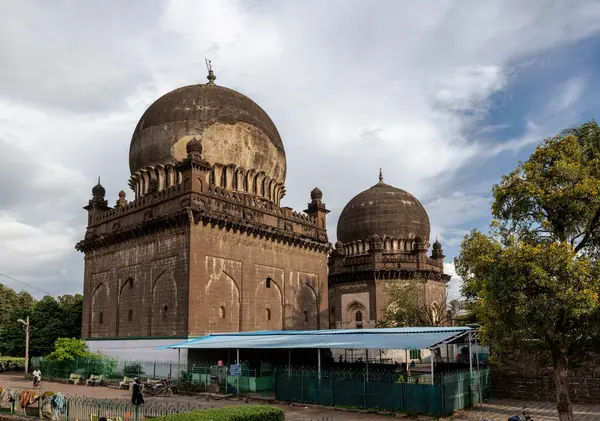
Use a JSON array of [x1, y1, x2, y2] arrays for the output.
[[491, 352, 600, 404], [188, 220, 329, 335], [82, 226, 189, 339]]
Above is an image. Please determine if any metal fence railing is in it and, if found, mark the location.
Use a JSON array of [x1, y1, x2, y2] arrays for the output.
[[275, 367, 491, 417], [0, 388, 213, 421], [28, 358, 276, 395]]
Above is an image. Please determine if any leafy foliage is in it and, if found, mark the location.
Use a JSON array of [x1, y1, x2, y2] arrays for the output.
[[455, 122, 600, 420], [123, 362, 145, 377], [0, 287, 83, 357], [156, 406, 285, 421], [378, 281, 447, 327], [47, 338, 91, 363]]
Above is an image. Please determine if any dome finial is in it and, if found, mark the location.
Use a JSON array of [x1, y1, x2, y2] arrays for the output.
[[205, 58, 216, 84], [378, 168, 383, 184]]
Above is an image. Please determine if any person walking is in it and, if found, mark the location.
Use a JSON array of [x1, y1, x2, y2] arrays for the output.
[[131, 378, 144, 407]]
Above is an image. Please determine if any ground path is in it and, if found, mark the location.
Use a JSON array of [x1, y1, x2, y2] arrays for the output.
[[2, 373, 599, 420]]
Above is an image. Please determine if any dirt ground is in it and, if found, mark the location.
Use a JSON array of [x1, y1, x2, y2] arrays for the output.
[[2, 372, 600, 420]]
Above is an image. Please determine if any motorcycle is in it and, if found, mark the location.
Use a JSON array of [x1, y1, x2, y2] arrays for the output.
[[508, 407, 532, 421]]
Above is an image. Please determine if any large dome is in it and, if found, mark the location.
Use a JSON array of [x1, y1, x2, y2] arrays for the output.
[[129, 81, 286, 184], [337, 177, 430, 244]]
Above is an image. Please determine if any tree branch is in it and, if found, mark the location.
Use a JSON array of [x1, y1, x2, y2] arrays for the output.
[[575, 207, 600, 252]]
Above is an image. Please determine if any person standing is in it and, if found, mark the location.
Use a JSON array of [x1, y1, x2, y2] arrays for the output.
[[131, 378, 144, 406]]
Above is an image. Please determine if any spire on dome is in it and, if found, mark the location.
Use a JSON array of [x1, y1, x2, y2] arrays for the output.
[[205, 58, 216, 84], [378, 168, 384, 184]]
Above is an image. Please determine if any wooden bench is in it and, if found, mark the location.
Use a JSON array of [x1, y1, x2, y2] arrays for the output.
[[119, 377, 135, 390], [68, 374, 81, 385], [85, 374, 103, 386]]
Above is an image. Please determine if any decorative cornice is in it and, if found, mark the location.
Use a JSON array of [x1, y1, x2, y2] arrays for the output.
[[76, 204, 331, 254], [329, 268, 450, 286]]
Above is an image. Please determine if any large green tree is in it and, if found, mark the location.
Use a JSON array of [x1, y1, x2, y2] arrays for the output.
[[456, 128, 600, 421], [0, 290, 83, 357]]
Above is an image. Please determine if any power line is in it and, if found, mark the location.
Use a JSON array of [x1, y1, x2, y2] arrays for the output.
[[0, 272, 56, 297]]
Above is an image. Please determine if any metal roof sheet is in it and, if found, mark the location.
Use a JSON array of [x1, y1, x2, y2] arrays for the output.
[[159, 327, 471, 350]]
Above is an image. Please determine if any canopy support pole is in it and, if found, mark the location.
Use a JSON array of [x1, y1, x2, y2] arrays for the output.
[[468, 334, 473, 375], [178, 348, 181, 379], [288, 349, 291, 378], [317, 348, 321, 380], [236, 349, 240, 365], [365, 349, 369, 382], [430, 348, 434, 385], [405, 349, 409, 372]]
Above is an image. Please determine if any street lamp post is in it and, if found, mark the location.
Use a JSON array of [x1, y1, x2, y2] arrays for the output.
[[17, 317, 30, 378]]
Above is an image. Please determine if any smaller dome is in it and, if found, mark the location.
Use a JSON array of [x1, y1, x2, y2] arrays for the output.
[[335, 240, 343, 249], [311, 187, 323, 201], [433, 238, 442, 249], [118, 190, 126, 199], [92, 178, 105, 198], [186, 138, 203, 155]]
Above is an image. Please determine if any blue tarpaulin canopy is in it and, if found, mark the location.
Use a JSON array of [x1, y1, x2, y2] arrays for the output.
[[159, 327, 472, 350]]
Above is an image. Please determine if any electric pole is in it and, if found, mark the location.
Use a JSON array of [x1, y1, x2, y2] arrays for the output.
[[17, 316, 30, 378]]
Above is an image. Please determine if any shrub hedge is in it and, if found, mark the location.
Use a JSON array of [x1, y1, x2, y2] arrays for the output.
[[157, 406, 285, 421], [0, 357, 25, 364]]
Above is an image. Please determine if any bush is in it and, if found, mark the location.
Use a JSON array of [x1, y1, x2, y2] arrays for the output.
[[123, 363, 144, 377], [156, 406, 285, 421], [0, 357, 25, 364]]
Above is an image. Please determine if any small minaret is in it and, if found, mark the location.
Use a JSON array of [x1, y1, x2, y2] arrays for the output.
[[304, 187, 330, 231], [175, 138, 212, 193], [115, 190, 127, 209], [84, 177, 109, 226], [431, 238, 445, 268]]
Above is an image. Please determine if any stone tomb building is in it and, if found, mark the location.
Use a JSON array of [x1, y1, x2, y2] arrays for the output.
[[76, 71, 330, 360], [329, 172, 449, 331]]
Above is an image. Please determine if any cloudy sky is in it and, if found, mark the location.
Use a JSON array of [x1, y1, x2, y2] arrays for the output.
[[2, 0, 600, 300]]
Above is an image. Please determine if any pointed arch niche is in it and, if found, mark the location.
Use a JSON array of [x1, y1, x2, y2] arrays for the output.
[[205, 271, 240, 333], [150, 272, 178, 336]]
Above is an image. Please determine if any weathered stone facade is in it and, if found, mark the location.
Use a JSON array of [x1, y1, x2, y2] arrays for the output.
[[329, 172, 449, 329], [76, 73, 330, 343]]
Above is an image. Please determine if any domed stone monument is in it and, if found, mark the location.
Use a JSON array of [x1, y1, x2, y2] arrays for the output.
[[76, 69, 330, 361], [328, 170, 449, 330]]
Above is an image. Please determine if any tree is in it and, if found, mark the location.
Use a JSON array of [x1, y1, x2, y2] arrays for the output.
[[378, 281, 448, 327], [46, 338, 91, 363], [0, 290, 83, 357], [455, 127, 600, 421]]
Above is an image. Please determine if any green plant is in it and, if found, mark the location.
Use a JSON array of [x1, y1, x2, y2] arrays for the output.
[[156, 405, 284, 421], [0, 356, 25, 364], [47, 338, 90, 363], [123, 362, 144, 377]]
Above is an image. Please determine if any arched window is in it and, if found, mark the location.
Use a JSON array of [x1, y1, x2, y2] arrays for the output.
[[304, 311, 308, 322], [163, 305, 169, 319], [266, 308, 271, 321], [128, 309, 133, 322], [266, 278, 272, 288], [355, 310, 363, 329], [99, 312, 104, 325], [219, 306, 226, 319]]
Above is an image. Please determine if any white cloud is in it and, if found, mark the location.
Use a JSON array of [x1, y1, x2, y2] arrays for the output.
[[1, 0, 600, 294], [444, 262, 463, 301]]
